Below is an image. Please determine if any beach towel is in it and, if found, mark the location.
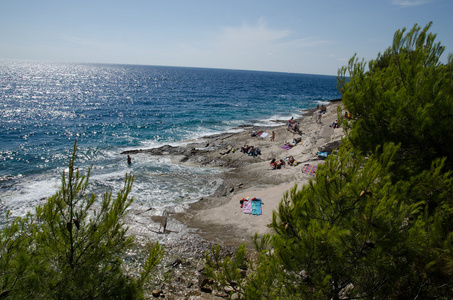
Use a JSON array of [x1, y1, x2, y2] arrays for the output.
[[260, 132, 269, 138], [317, 151, 330, 158], [281, 145, 292, 150], [251, 198, 262, 215], [242, 197, 253, 214], [302, 164, 317, 175]]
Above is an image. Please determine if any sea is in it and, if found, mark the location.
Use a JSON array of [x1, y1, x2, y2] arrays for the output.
[[0, 59, 340, 222]]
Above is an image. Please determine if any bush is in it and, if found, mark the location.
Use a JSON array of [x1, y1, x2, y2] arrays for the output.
[[0, 141, 164, 299]]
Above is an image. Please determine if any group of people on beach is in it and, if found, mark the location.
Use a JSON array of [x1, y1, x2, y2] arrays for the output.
[[344, 111, 352, 119], [285, 137, 302, 148], [317, 104, 327, 112], [269, 155, 298, 170], [270, 158, 286, 169], [287, 117, 302, 134], [240, 145, 261, 157]]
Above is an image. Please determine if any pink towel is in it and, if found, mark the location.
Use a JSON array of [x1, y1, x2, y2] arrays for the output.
[[242, 198, 253, 214]]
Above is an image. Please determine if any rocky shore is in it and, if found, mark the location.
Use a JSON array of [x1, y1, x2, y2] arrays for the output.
[[122, 100, 344, 298]]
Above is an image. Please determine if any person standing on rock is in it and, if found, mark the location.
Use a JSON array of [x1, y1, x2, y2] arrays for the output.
[[288, 117, 294, 131], [316, 112, 322, 124]]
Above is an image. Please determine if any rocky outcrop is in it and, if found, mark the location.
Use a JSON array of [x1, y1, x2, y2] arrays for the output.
[[121, 144, 232, 167], [318, 140, 342, 153], [121, 144, 198, 157]]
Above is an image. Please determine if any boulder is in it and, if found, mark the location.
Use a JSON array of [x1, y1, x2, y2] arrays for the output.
[[318, 140, 341, 153]]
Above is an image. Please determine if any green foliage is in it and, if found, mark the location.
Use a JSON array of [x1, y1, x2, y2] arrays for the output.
[[338, 22, 453, 175], [271, 143, 410, 299], [205, 244, 248, 297], [0, 141, 164, 299], [139, 242, 165, 287], [0, 213, 42, 299], [206, 143, 453, 298], [274, 143, 453, 298], [205, 234, 287, 299], [204, 22, 453, 299]]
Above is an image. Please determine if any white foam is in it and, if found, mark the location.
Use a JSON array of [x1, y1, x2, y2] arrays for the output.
[[252, 120, 286, 127], [129, 175, 222, 209], [250, 111, 307, 127], [1, 175, 60, 218], [123, 126, 245, 151], [316, 100, 331, 106], [75, 153, 224, 210]]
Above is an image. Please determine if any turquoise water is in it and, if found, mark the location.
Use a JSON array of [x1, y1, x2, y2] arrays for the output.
[[0, 60, 340, 217]]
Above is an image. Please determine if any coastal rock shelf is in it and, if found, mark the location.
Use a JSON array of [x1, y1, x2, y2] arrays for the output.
[[125, 101, 344, 246], [121, 101, 344, 298]]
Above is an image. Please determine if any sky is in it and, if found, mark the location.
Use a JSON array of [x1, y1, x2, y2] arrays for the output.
[[0, 0, 452, 76]]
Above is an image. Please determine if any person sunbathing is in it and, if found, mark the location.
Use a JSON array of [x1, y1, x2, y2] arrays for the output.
[[241, 145, 250, 153], [344, 111, 352, 119], [270, 158, 282, 169], [270, 158, 277, 169], [330, 120, 339, 129], [285, 137, 301, 147], [270, 158, 287, 169], [252, 147, 261, 157], [248, 146, 255, 156]]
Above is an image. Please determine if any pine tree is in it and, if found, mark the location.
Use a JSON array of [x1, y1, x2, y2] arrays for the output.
[[205, 23, 453, 299], [0, 141, 164, 299], [0, 213, 42, 299], [338, 22, 453, 175], [205, 142, 453, 299]]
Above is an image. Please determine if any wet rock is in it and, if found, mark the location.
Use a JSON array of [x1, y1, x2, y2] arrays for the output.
[[121, 145, 199, 157]]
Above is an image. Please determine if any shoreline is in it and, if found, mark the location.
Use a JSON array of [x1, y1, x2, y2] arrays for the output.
[[175, 101, 343, 247], [124, 100, 344, 248], [121, 100, 344, 298]]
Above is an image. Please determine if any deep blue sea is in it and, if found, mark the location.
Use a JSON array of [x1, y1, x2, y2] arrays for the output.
[[0, 60, 340, 219]]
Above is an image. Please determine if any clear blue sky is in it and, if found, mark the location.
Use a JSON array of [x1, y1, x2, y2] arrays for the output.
[[1, 0, 452, 75]]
